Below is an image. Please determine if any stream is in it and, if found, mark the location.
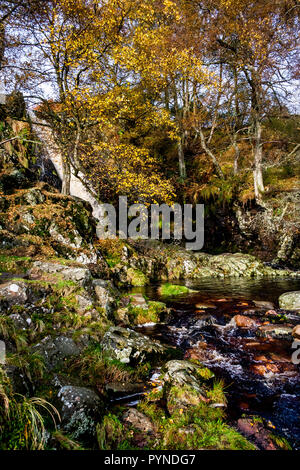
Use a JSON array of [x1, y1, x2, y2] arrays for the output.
[[127, 278, 300, 449]]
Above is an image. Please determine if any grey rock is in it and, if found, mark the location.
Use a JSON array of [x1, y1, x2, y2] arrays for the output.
[[0, 281, 28, 308], [93, 279, 118, 315], [57, 386, 102, 438], [101, 326, 167, 364], [28, 261, 92, 284], [122, 408, 154, 434], [162, 360, 205, 393], [33, 335, 84, 370]]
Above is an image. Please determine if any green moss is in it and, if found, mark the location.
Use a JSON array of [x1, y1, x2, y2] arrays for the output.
[[269, 433, 292, 450], [158, 283, 193, 297], [127, 267, 148, 287], [0, 255, 32, 273], [128, 300, 166, 325]]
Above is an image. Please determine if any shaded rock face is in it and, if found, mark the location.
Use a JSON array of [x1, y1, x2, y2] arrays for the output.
[[57, 386, 102, 439], [279, 291, 300, 311], [101, 326, 167, 365], [32, 335, 86, 370]]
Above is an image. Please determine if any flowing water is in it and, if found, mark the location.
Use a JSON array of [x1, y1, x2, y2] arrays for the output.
[[130, 278, 300, 449]]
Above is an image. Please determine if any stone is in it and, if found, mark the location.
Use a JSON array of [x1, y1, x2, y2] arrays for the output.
[[101, 326, 167, 365], [32, 335, 84, 370], [93, 279, 118, 315], [162, 360, 205, 393], [122, 408, 154, 434], [49, 222, 83, 249], [279, 291, 300, 311], [253, 300, 275, 309], [237, 418, 275, 450], [21, 188, 45, 206], [232, 315, 257, 329], [292, 325, 300, 340], [129, 294, 148, 309], [57, 386, 102, 438], [0, 281, 28, 308], [257, 325, 293, 341], [28, 261, 92, 284]]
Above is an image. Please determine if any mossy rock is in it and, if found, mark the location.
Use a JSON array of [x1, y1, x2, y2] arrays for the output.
[[158, 283, 195, 297], [126, 267, 148, 287]]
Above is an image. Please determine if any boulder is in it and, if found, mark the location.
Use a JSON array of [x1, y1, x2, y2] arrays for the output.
[[253, 300, 275, 310], [0, 281, 28, 308], [57, 386, 103, 439], [161, 360, 206, 393], [122, 408, 154, 434], [32, 335, 86, 370], [101, 326, 167, 364], [279, 291, 300, 311]]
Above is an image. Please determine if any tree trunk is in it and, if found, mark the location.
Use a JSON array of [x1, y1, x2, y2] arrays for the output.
[[199, 128, 224, 179], [0, 23, 4, 70], [253, 117, 264, 200], [178, 135, 186, 179], [233, 133, 240, 175], [61, 152, 71, 195]]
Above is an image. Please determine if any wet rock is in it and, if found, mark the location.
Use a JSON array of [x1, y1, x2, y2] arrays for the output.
[[0, 281, 28, 308], [129, 294, 148, 309], [122, 408, 154, 434], [28, 261, 92, 285], [57, 386, 103, 439], [279, 291, 300, 311], [257, 325, 293, 341], [101, 326, 167, 365], [232, 315, 257, 329], [250, 363, 280, 376], [253, 300, 275, 309], [292, 325, 300, 340], [195, 303, 216, 309], [32, 335, 86, 370]]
